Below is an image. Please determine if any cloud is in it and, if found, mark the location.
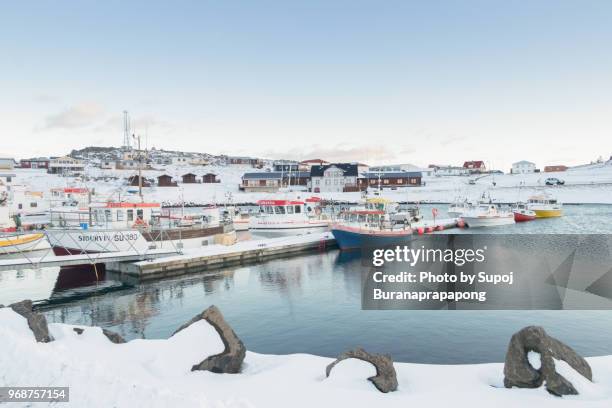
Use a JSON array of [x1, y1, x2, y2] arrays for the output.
[[42, 102, 105, 130], [261, 144, 412, 165]]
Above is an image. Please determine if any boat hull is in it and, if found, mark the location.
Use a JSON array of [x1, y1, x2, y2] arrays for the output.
[[461, 216, 515, 228], [513, 210, 536, 222], [0, 232, 51, 254], [331, 225, 412, 250], [533, 209, 563, 218]]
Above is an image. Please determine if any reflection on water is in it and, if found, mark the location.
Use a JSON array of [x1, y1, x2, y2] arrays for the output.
[[2, 204, 612, 363], [34, 248, 612, 364]]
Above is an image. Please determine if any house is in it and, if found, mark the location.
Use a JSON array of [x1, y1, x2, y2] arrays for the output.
[[0, 157, 15, 170], [157, 174, 177, 187], [273, 160, 299, 172], [240, 172, 282, 192], [171, 156, 189, 166], [511, 161, 536, 174], [48, 156, 85, 175], [358, 171, 422, 190], [127, 175, 152, 187], [544, 165, 568, 173], [100, 160, 116, 170], [182, 173, 198, 184], [463, 161, 486, 173], [189, 157, 210, 166], [202, 173, 220, 183], [298, 159, 330, 171], [310, 163, 359, 193], [430, 165, 469, 176], [0, 173, 15, 190], [283, 171, 310, 188], [19, 157, 49, 170], [227, 156, 263, 167]]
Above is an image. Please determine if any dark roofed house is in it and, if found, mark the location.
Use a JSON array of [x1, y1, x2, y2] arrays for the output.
[[310, 163, 359, 193], [182, 173, 198, 184], [202, 173, 219, 183], [157, 174, 177, 187], [128, 175, 152, 187], [358, 171, 422, 190], [240, 172, 282, 192]]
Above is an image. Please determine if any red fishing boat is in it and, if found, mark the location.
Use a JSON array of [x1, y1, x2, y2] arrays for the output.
[[512, 203, 536, 222]]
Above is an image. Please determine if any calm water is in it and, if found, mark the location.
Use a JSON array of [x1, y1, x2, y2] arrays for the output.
[[2, 204, 612, 364]]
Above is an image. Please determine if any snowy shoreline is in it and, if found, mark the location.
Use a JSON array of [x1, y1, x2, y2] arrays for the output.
[[2, 306, 612, 407]]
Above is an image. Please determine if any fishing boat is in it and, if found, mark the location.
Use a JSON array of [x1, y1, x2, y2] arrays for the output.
[[460, 203, 515, 228], [222, 206, 250, 231], [248, 198, 330, 236], [526, 194, 563, 218], [46, 201, 235, 255], [512, 202, 536, 222], [448, 198, 470, 217], [0, 193, 50, 254], [331, 198, 418, 250]]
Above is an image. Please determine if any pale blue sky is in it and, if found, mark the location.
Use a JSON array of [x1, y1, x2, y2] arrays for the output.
[[1, 1, 611, 169]]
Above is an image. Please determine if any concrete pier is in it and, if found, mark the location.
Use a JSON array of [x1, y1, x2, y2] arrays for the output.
[[107, 232, 337, 281]]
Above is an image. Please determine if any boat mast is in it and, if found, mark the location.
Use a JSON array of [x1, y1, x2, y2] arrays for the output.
[[136, 133, 143, 202]]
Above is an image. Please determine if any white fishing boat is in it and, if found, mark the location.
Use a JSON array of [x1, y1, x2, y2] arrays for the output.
[[46, 201, 235, 255], [460, 203, 515, 228], [448, 198, 471, 217], [248, 198, 330, 236]]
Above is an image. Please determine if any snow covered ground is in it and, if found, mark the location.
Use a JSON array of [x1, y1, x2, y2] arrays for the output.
[[8, 161, 612, 207], [1, 307, 612, 407]]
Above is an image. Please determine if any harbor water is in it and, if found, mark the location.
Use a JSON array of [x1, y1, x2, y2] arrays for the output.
[[1, 204, 612, 364]]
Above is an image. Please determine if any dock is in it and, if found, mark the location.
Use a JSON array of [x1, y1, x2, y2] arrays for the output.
[[0, 248, 179, 272], [106, 232, 337, 281]]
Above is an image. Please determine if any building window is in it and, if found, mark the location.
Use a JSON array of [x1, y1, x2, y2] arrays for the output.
[[30, 202, 37, 207], [127, 210, 134, 221], [397, 179, 403, 184]]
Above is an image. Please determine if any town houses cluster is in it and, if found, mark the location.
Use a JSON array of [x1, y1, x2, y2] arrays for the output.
[[2, 147, 612, 195]]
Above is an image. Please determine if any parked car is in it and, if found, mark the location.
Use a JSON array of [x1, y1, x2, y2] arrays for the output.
[[545, 177, 565, 185]]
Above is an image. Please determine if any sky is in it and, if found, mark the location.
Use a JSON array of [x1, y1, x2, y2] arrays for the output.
[[1, 0, 612, 170]]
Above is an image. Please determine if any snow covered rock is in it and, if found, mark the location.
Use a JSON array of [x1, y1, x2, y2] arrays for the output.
[[503, 326, 592, 396], [326, 347, 398, 393], [172, 305, 245, 374], [7, 299, 53, 343], [73, 326, 126, 344]]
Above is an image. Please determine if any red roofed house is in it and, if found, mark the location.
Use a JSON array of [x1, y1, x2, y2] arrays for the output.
[[463, 161, 486, 174]]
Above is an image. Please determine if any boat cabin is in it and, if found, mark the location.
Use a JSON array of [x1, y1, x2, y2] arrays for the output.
[[256, 200, 306, 215]]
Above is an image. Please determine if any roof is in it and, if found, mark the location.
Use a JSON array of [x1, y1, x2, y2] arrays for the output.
[[181, 173, 197, 177], [361, 171, 422, 179], [463, 161, 485, 168], [512, 160, 535, 166], [242, 171, 309, 179], [242, 172, 282, 180], [299, 159, 329, 164], [310, 163, 358, 177]]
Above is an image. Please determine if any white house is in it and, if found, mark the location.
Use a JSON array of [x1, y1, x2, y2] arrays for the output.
[[310, 163, 359, 193], [171, 156, 189, 166], [0, 157, 15, 170], [433, 166, 469, 176], [48, 156, 85, 175], [511, 160, 536, 174]]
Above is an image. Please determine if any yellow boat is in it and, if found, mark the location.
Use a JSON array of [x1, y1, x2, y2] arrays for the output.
[[526, 194, 563, 218], [0, 232, 49, 254]]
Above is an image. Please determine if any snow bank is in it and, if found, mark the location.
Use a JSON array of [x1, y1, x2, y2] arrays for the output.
[[2, 307, 612, 407]]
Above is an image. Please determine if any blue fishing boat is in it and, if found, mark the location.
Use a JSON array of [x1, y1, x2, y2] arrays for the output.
[[331, 198, 418, 250]]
